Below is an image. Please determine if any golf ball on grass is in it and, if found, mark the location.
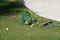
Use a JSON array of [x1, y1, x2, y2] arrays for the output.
[[31, 24, 34, 27], [31, 25, 33, 27], [6, 28, 9, 30]]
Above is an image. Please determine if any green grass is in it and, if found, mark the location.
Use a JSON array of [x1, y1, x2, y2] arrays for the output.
[[0, 1, 60, 40]]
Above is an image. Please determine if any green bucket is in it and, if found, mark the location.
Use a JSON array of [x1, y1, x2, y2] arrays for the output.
[[20, 11, 34, 25]]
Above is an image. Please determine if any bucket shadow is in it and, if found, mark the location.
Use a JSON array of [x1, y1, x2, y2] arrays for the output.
[[0, 1, 25, 16]]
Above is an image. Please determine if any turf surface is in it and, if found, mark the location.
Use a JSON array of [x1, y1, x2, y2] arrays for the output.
[[0, 0, 60, 40]]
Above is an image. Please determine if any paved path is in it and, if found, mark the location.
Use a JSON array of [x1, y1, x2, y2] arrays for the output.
[[24, 0, 60, 21]]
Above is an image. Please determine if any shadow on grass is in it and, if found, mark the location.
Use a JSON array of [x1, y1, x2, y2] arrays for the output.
[[0, 1, 26, 16]]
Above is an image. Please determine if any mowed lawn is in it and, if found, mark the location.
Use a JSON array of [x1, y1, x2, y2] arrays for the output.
[[0, 0, 60, 40]]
